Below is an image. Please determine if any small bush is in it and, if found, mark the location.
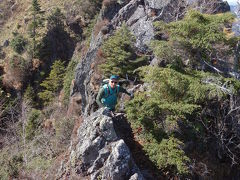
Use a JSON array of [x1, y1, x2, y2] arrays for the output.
[[10, 34, 27, 54], [103, 0, 116, 7], [144, 136, 190, 175], [0, 148, 10, 179], [25, 156, 53, 172], [26, 109, 42, 140]]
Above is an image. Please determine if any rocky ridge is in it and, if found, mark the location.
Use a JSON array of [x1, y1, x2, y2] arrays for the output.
[[66, 0, 232, 179]]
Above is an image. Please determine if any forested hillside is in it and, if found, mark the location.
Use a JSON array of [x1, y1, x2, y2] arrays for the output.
[[0, 0, 240, 179]]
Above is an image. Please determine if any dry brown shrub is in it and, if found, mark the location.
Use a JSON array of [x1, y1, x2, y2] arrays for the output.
[[43, 118, 56, 133], [67, 92, 82, 117], [94, 48, 106, 75], [32, 58, 41, 70], [2, 55, 32, 90], [94, 18, 109, 37], [96, 48, 105, 59], [150, 9, 157, 17], [89, 48, 106, 93], [103, 0, 116, 7], [0, 0, 16, 26]]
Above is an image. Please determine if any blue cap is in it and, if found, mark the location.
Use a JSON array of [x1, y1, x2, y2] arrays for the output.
[[110, 75, 119, 80]]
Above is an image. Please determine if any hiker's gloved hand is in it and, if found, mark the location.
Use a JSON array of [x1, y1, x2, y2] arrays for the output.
[[130, 92, 134, 99], [103, 108, 114, 117]]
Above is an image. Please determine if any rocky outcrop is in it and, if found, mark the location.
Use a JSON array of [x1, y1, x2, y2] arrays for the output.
[[57, 108, 144, 179], [111, 0, 188, 51], [72, 32, 103, 116]]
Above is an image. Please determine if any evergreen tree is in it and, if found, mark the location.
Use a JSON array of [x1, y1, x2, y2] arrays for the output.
[[100, 23, 147, 78], [38, 60, 65, 104], [28, 0, 44, 58], [39, 8, 73, 63], [32, 0, 41, 12]]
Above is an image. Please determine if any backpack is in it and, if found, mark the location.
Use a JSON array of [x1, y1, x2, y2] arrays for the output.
[[100, 79, 110, 88]]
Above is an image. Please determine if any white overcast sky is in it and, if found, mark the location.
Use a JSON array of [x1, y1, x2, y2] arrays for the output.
[[227, 0, 238, 5]]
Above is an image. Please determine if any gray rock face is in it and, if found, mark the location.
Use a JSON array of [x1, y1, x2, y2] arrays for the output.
[[111, 0, 155, 52], [187, 0, 230, 14], [68, 108, 144, 180], [145, 0, 171, 9], [72, 24, 103, 116]]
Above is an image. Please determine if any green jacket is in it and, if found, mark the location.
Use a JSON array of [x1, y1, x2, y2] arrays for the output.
[[96, 84, 131, 110]]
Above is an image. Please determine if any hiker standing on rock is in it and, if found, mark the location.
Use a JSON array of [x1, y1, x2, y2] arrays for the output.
[[96, 75, 133, 116]]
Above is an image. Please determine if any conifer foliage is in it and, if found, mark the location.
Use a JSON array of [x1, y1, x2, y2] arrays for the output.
[[126, 66, 240, 176], [100, 24, 147, 78], [25, 109, 42, 140], [10, 34, 27, 54], [24, 85, 36, 107], [38, 60, 65, 104], [28, 0, 44, 58], [152, 10, 235, 67]]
